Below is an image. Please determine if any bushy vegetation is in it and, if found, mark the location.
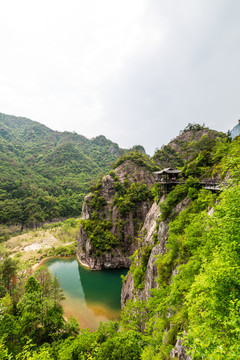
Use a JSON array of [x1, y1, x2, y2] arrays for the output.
[[131, 244, 152, 290], [181, 135, 239, 182], [159, 176, 201, 220], [112, 151, 158, 172], [216, 135, 240, 180], [168, 128, 226, 166], [179, 122, 208, 134], [81, 219, 118, 253], [152, 125, 226, 178], [153, 145, 184, 169], [114, 182, 153, 216]]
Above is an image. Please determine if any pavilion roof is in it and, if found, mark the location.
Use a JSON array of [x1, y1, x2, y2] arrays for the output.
[[153, 167, 181, 175]]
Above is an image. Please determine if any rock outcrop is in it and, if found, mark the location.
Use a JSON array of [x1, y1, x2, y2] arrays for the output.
[[114, 160, 155, 186], [170, 337, 192, 360], [77, 161, 155, 270], [121, 200, 168, 307], [121, 196, 191, 308]]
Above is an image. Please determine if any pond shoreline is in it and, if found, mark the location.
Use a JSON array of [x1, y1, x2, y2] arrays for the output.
[[32, 254, 75, 272], [32, 252, 91, 273], [76, 252, 90, 270]]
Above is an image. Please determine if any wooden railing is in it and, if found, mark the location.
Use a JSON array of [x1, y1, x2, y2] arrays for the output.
[[155, 178, 227, 192]]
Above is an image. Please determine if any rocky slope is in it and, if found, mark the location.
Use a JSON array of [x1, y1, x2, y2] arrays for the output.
[[121, 201, 162, 306], [77, 158, 156, 270], [120, 196, 193, 359], [121, 196, 190, 308]]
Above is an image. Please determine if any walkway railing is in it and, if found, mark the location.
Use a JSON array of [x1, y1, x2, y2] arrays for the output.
[[156, 178, 227, 191]]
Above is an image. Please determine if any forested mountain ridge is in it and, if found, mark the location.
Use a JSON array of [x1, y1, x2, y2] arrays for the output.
[[0, 112, 128, 229]]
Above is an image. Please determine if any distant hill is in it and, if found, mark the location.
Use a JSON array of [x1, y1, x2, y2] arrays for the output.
[[231, 121, 240, 139], [0, 113, 126, 227]]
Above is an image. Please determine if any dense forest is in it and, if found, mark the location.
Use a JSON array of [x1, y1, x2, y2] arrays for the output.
[[0, 113, 129, 230], [1, 117, 240, 359]]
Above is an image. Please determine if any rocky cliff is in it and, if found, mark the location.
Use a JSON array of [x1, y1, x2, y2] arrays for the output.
[[120, 194, 193, 360], [77, 158, 155, 270], [121, 195, 190, 308], [121, 201, 163, 306]]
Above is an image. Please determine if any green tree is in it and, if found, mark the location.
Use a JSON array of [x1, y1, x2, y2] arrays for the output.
[[43, 305, 64, 340], [25, 276, 42, 294], [34, 266, 52, 298], [51, 275, 65, 307], [96, 330, 144, 360], [57, 330, 98, 360], [0, 258, 17, 292], [121, 299, 148, 333]]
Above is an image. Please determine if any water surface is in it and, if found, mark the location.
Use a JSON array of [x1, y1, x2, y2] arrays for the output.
[[44, 257, 127, 330]]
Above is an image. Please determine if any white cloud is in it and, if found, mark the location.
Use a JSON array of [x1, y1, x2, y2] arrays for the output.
[[0, 0, 239, 154]]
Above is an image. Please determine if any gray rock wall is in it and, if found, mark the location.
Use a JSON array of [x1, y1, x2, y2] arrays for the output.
[[121, 201, 169, 307], [121, 197, 190, 307]]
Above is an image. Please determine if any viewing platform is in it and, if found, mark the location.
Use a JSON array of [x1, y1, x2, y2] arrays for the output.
[[154, 168, 225, 193], [153, 168, 182, 193]]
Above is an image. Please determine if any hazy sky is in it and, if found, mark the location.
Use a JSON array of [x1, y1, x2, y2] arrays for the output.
[[0, 0, 239, 154]]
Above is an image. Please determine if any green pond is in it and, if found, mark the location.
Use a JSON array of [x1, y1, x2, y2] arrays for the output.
[[44, 257, 128, 331]]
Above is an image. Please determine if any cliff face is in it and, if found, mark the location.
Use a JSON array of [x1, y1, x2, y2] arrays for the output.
[[121, 196, 190, 307], [77, 160, 155, 270], [114, 160, 155, 186], [121, 200, 167, 307]]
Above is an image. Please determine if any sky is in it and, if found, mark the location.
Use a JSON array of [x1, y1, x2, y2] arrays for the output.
[[0, 0, 239, 155]]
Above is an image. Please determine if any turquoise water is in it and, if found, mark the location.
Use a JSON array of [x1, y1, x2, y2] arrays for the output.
[[44, 257, 128, 330]]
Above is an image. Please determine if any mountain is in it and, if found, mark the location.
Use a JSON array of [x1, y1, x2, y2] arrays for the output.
[[0, 112, 126, 227]]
